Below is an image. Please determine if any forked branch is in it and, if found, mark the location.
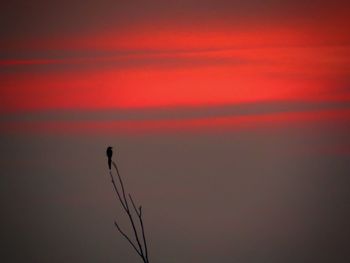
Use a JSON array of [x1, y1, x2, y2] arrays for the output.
[[108, 159, 150, 263]]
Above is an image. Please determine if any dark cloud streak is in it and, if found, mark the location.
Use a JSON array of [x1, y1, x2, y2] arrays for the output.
[[1, 0, 349, 40]]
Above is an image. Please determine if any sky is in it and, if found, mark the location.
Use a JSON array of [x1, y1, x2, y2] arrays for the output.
[[1, 1, 350, 262]]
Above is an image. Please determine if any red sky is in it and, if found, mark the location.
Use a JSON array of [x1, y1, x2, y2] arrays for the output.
[[0, 0, 349, 131]]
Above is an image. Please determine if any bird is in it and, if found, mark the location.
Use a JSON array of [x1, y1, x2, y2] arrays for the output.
[[106, 146, 113, 170]]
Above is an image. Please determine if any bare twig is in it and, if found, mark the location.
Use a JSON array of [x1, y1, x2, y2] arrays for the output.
[[114, 220, 142, 257], [108, 158, 150, 263], [112, 161, 145, 259], [109, 171, 127, 210], [130, 194, 149, 262], [112, 162, 129, 210]]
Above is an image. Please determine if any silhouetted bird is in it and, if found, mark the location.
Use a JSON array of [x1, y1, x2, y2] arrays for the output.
[[106, 146, 113, 170]]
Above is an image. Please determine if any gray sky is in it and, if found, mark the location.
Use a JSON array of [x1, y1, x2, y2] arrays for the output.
[[1, 120, 350, 262]]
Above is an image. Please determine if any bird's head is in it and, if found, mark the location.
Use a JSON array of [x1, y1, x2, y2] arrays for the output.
[[106, 146, 113, 157]]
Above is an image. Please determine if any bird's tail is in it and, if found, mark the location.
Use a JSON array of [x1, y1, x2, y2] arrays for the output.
[[108, 159, 112, 170]]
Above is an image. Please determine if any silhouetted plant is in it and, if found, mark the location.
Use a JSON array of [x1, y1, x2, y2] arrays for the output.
[[107, 155, 150, 263]]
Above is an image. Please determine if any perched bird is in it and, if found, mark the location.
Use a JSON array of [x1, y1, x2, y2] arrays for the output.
[[106, 146, 113, 170]]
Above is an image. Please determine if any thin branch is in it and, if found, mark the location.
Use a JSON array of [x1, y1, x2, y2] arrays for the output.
[[114, 220, 142, 257], [142, 214, 150, 261], [112, 160, 146, 261], [109, 171, 127, 211], [125, 208, 145, 259], [129, 194, 141, 217], [129, 194, 149, 263], [139, 210, 149, 262], [107, 153, 151, 263], [112, 161, 129, 210]]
